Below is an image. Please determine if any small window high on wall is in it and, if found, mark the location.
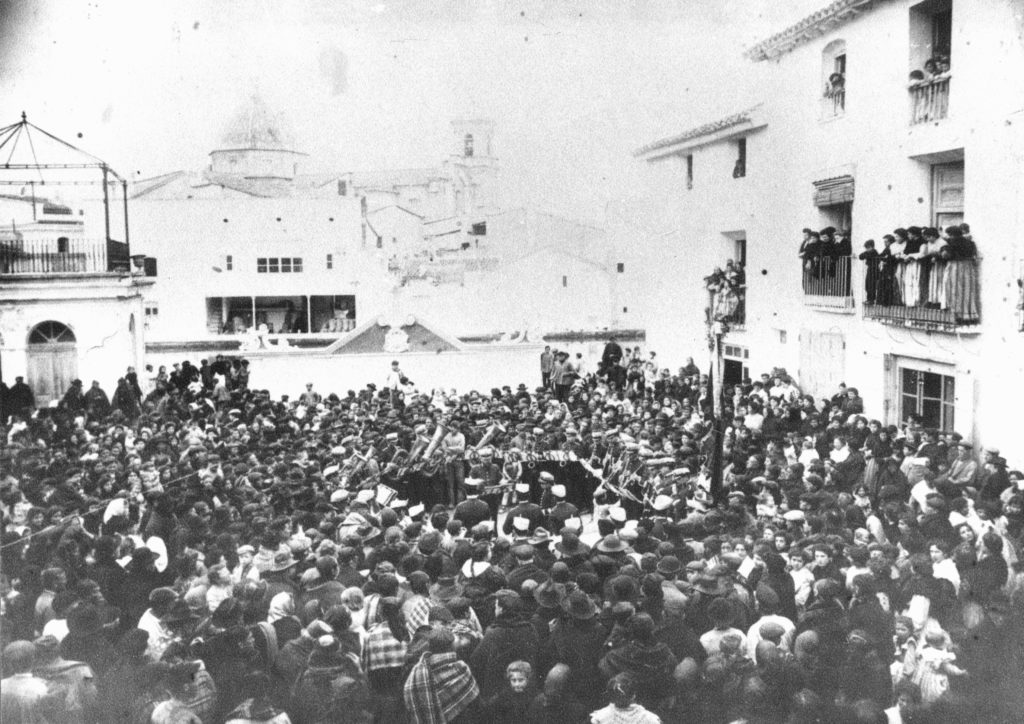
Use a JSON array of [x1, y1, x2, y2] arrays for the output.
[[822, 39, 846, 118]]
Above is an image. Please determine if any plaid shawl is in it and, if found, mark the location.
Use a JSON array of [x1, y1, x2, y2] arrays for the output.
[[404, 594, 433, 637], [403, 652, 479, 724], [362, 622, 408, 672]]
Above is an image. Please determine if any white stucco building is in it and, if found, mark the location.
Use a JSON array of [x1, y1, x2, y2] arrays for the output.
[[634, 0, 1024, 452], [0, 116, 151, 406], [130, 99, 631, 346]]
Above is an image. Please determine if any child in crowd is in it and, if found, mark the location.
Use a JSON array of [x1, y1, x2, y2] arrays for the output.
[[590, 673, 661, 724], [482, 660, 537, 724]]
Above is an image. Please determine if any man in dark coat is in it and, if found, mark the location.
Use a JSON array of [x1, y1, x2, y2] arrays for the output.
[[8, 376, 34, 418], [84, 380, 111, 419], [502, 486, 545, 536], [506, 544, 546, 592], [598, 612, 678, 709], [469, 590, 539, 699]]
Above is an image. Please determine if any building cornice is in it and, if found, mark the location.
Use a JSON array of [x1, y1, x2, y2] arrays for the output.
[[634, 105, 765, 160], [745, 0, 889, 62]]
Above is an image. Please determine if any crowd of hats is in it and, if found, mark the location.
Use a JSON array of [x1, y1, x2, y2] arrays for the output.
[[1, 354, 1024, 723]]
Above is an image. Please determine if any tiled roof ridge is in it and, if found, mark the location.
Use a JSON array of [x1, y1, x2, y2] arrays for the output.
[[633, 104, 762, 157], [745, 0, 888, 61]]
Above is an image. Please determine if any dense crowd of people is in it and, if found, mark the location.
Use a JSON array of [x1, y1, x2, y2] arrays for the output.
[[1, 343, 1022, 723]]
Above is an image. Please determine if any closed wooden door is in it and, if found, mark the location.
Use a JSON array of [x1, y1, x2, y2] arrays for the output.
[[798, 330, 845, 400], [26, 321, 78, 407]]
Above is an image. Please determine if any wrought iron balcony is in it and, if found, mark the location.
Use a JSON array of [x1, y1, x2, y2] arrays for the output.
[[861, 254, 979, 332], [801, 255, 854, 310], [910, 75, 950, 125], [0, 236, 130, 276]]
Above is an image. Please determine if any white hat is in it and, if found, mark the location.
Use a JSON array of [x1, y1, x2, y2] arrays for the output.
[[783, 510, 805, 522], [103, 498, 128, 524], [515, 482, 530, 494], [513, 516, 530, 532], [609, 506, 627, 523], [551, 484, 567, 498], [539, 471, 555, 483], [652, 494, 673, 511], [323, 464, 340, 478], [330, 489, 349, 504], [355, 489, 375, 504], [145, 536, 168, 573]]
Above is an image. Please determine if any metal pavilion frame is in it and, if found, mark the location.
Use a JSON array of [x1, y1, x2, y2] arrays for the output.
[[0, 112, 132, 267]]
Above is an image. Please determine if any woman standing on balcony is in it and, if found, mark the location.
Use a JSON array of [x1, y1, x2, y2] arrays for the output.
[[939, 225, 979, 323], [919, 227, 946, 308]]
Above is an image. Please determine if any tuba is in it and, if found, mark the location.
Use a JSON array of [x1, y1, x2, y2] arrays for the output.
[[341, 446, 375, 487], [421, 422, 450, 461], [474, 422, 507, 452]]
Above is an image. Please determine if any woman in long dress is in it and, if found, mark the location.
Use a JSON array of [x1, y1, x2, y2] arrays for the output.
[[940, 226, 979, 323]]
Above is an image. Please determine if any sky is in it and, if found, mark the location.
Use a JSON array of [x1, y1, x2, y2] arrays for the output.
[[0, 0, 825, 221]]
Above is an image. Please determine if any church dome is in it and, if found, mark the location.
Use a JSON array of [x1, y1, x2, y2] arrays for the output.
[[218, 95, 295, 151]]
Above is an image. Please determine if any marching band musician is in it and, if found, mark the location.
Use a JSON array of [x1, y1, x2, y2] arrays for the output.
[[502, 481, 545, 536], [441, 418, 466, 505], [454, 478, 491, 530], [468, 446, 503, 527], [561, 425, 586, 457], [545, 483, 579, 534], [618, 441, 646, 520], [508, 423, 531, 452]]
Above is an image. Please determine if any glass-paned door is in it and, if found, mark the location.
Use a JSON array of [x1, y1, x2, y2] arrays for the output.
[[900, 367, 955, 431]]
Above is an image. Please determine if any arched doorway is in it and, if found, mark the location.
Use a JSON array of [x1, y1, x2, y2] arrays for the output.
[[27, 321, 77, 407]]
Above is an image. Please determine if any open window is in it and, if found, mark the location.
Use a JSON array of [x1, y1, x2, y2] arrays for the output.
[[822, 39, 846, 118], [909, 0, 952, 123], [733, 138, 747, 179]]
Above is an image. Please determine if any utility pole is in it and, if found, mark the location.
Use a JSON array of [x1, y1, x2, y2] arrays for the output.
[[706, 288, 727, 507]]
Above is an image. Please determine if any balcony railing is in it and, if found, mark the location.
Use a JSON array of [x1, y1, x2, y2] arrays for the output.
[[707, 285, 745, 331], [0, 237, 129, 276], [910, 75, 950, 125], [822, 88, 845, 119], [802, 255, 854, 309], [861, 254, 980, 331]]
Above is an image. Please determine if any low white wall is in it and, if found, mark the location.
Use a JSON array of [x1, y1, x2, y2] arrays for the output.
[[148, 344, 547, 399]]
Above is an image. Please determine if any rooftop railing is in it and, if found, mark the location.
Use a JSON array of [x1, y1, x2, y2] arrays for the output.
[[910, 75, 950, 125], [0, 237, 130, 276]]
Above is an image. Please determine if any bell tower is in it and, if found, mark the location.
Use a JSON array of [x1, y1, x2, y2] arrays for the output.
[[448, 119, 498, 217]]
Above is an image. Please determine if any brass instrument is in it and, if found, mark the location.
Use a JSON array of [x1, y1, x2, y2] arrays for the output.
[[394, 434, 431, 477], [474, 422, 506, 452], [421, 423, 450, 461], [341, 446, 375, 487]]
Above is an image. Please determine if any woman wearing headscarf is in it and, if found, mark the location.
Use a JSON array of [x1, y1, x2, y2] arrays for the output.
[[361, 596, 408, 723], [404, 626, 480, 724], [291, 634, 371, 724], [598, 613, 678, 710], [253, 592, 302, 672]]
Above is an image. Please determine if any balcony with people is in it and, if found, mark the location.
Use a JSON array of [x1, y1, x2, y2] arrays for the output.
[[705, 260, 746, 331], [909, 56, 951, 125], [860, 223, 979, 331], [798, 226, 854, 310]]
